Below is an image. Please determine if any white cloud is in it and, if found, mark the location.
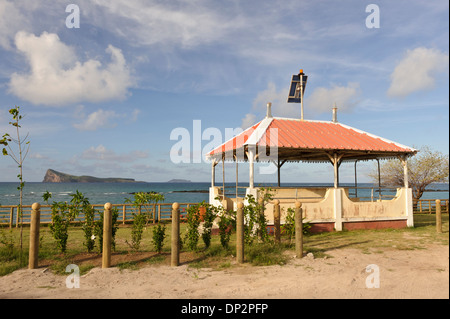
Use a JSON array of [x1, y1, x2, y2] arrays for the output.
[[305, 82, 361, 114], [85, 0, 246, 48], [246, 81, 361, 126], [73, 109, 122, 131], [8, 31, 133, 106], [241, 113, 257, 129], [81, 145, 148, 162], [251, 82, 300, 118], [73, 107, 141, 131], [129, 109, 141, 123], [0, 1, 28, 50], [387, 47, 449, 97], [28, 152, 49, 160]]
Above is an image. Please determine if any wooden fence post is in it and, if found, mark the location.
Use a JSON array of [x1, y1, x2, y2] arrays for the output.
[[436, 199, 442, 234], [102, 203, 112, 268], [9, 207, 14, 229], [171, 202, 180, 267], [15, 206, 19, 228], [236, 202, 244, 264], [258, 197, 265, 239], [28, 203, 41, 269], [273, 199, 281, 243], [295, 201, 303, 258]]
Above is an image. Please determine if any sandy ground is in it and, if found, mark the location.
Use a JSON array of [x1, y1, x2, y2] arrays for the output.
[[0, 244, 448, 300]]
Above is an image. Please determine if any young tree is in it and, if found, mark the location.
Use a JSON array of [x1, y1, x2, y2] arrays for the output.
[[2, 106, 30, 252], [1, 135, 10, 156], [370, 146, 449, 202]]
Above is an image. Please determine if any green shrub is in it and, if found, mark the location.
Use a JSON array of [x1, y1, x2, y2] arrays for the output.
[[185, 203, 202, 251], [242, 188, 274, 244], [94, 207, 119, 253], [211, 201, 235, 250], [49, 202, 78, 253], [125, 192, 165, 251], [218, 214, 233, 249], [281, 207, 312, 241], [129, 213, 147, 251], [201, 202, 216, 249], [152, 223, 166, 253]]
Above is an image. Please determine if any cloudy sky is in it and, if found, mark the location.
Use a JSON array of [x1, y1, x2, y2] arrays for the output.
[[0, 0, 448, 184]]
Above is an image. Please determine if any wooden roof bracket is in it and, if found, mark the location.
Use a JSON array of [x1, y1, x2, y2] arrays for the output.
[[326, 152, 345, 188], [326, 151, 344, 165]]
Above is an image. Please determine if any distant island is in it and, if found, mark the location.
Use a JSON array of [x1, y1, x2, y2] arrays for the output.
[[167, 179, 192, 183], [43, 169, 141, 183]]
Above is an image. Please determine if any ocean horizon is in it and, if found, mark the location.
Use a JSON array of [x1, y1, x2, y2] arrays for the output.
[[0, 182, 448, 206]]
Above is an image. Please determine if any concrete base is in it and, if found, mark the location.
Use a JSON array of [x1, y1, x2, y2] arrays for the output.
[[267, 219, 408, 234], [342, 219, 407, 231]]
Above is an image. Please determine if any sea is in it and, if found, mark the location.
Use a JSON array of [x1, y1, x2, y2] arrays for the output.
[[0, 182, 448, 206]]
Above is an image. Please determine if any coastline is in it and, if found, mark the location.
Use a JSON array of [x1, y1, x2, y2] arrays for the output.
[[0, 182, 448, 207]]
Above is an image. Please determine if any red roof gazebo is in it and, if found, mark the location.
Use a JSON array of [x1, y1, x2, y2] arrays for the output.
[[206, 103, 416, 189], [205, 72, 417, 232]]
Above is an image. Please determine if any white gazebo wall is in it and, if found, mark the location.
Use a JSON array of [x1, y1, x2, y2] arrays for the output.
[[209, 186, 414, 231]]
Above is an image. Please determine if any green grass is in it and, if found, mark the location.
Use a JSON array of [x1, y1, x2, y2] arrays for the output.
[[0, 214, 448, 276]]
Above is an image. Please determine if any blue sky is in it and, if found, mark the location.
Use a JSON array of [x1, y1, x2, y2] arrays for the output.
[[0, 0, 448, 184]]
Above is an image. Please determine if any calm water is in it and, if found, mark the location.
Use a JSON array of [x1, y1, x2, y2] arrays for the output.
[[0, 182, 448, 206]]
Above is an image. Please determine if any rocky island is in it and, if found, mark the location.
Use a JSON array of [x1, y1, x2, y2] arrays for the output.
[[43, 169, 139, 183], [167, 179, 192, 183]]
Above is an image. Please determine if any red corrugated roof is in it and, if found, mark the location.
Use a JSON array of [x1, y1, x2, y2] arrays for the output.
[[208, 121, 261, 156], [207, 118, 415, 158], [259, 119, 412, 152]]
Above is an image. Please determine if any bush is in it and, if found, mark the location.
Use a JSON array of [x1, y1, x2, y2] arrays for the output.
[[152, 223, 166, 253], [242, 188, 273, 244], [201, 202, 216, 249], [282, 207, 311, 244], [94, 207, 119, 253], [129, 213, 147, 251], [82, 205, 96, 252], [218, 214, 233, 249], [49, 202, 77, 253], [185, 203, 202, 251], [125, 192, 165, 251]]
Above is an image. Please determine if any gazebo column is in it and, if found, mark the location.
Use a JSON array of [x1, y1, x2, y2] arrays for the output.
[[211, 159, 218, 187], [397, 154, 409, 188], [328, 152, 344, 188], [327, 152, 344, 231], [399, 155, 414, 227], [334, 156, 339, 188], [209, 159, 221, 206], [248, 146, 255, 189], [401, 156, 409, 188], [273, 159, 287, 187]]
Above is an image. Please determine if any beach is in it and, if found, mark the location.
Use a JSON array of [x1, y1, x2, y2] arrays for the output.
[[1, 243, 448, 299]]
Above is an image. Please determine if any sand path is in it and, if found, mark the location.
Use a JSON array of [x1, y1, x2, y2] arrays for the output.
[[1, 244, 448, 299]]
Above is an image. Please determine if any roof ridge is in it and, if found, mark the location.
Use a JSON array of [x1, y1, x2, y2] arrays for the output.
[[245, 117, 273, 145], [272, 117, 336, 124]]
